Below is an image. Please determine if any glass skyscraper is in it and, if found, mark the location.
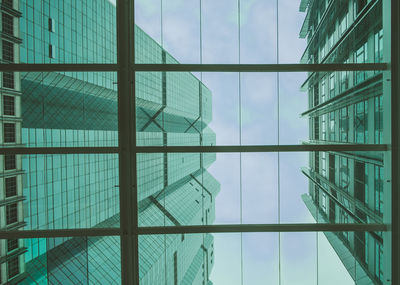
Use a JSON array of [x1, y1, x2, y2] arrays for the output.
[[0, 0, 219, 284], [300, 0, 389, 284]]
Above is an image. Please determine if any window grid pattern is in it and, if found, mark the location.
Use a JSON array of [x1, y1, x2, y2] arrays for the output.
[[0, 0, 393, 285], [3, 95, 15, 116]]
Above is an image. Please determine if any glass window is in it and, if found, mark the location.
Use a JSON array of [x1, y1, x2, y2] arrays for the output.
[[2, 40, 14, 62], [339, 156, 349, 192], [354, 100, 368, 143], [374, 239, 383, 282], [329, 112, 335, 141], [329, 73, 335, 98], [5, 154, 16, 170], [3, 95, 15, 116], [355, 42, 368, 84], [6, 203, 18, 225], [7, 239, 18, 252], [7, 257, 19, 279], [374, 95, 383, 144], [3, 122, 15, 143], [339, 107, 349, 142], [3, 71, 14, 89], [2, 13, 13, 35], [5, 176, 17, 197], [374, 166, 383, 216], [375, 29, 384, 63]]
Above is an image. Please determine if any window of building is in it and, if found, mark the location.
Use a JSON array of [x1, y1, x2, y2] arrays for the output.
[[321, 152, 326, 177], [355, 42, 368, 84], [340, 59, 349, 92], [5, 176, 17, 197], [49, 18, 56, 32], [321, 79, 326, 103], [313, 83, 319, 106], [329, 111, 335, 141], [329, 73, 335, 98], [374, 29, 384, 63], [3, 71, 14, 89], [354, 161, 368, 204], [3, 95, 15, 116], [5, 154, 16, 170], [7, 256, 19, 279], [339, 107, 349, 142], [374, 166, 383, 216], [3, 122, 15, 143], [339, 156, 349, 191], [49, 44, 56, 58], [354, 0, 367, 16], [321, 192, 327, 213], [7, 239, 18, 252], [374, 240, 383, 282], [314, 117, 319, 140], [2, 0, 13, 8], [354, 100, 368, 143], [321, 114, 326, 140], [2, 40, 13, 62], [173, 251, 178, 285], [374, 95, 383, 144], [339, 12, 348, 35], [2, 13, 13, 35], [6, 203, 17, 224]]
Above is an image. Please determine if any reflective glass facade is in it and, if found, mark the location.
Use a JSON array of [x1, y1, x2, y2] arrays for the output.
[[300, 0, 389, 284], [0, 0, 218, 284]]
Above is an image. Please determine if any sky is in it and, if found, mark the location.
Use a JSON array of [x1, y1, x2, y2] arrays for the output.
[[110, 0, 356, 283]]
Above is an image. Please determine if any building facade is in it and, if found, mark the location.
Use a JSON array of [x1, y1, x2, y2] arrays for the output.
[[0, 0, 219, 284], [299, 0, 389, 284]]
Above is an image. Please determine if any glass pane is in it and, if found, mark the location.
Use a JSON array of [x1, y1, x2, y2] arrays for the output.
[[284, 151, 387, 225], [137, 152, 281, 227], [280, 70, 385, 145], [0, 153, 119, 230], [281, 233, 317, 285], [135, 72, 239, 146], [19, 1, 117, 63], [291, 0, 385, 64], [0, 72, 118, 148], [0, 237, 121, 284]]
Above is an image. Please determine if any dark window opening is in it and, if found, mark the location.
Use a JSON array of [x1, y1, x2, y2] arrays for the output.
[[2, 40, 13, 62], [7, 256, 19, 279], [5, 154, 16, 170], [6, 203, 17, 224], [3, 71, 14, 89], [4, 123, 15, 143], [5, 176, 17, 197], [7, 239, 18, 252], [2, 13, 13, 36], [3, 95, 15, 115]]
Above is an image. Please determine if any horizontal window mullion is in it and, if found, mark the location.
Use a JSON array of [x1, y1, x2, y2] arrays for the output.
[[131, 63, 389, 72], [0, 147, 119, 154], [0, 63, 388, 73], [0, 228, 122, 239], [135, 144, 389, 153], [0, 64, 118, 72], [138, 223, 390, 235]]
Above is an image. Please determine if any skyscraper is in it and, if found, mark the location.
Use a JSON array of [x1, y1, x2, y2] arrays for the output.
[[0, 0, 219, 284], [299, 0, 388, 284]]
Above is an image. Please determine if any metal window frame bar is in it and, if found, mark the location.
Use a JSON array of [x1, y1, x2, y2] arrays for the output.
[[117, 0, 137, 284], [391, 0, 399, 284], [0, 63, 388, 72], [0, 223, 389, 239], [0, 144, 389, 155]]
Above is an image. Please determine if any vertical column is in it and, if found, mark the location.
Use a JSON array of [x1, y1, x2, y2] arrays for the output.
[[389, 0, 398, 284], [117, 0, 138, 284]]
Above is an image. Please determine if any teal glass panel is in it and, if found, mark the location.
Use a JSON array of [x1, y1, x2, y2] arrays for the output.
[[19, 0, 117, 64], [0, 237, 121, 284]]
